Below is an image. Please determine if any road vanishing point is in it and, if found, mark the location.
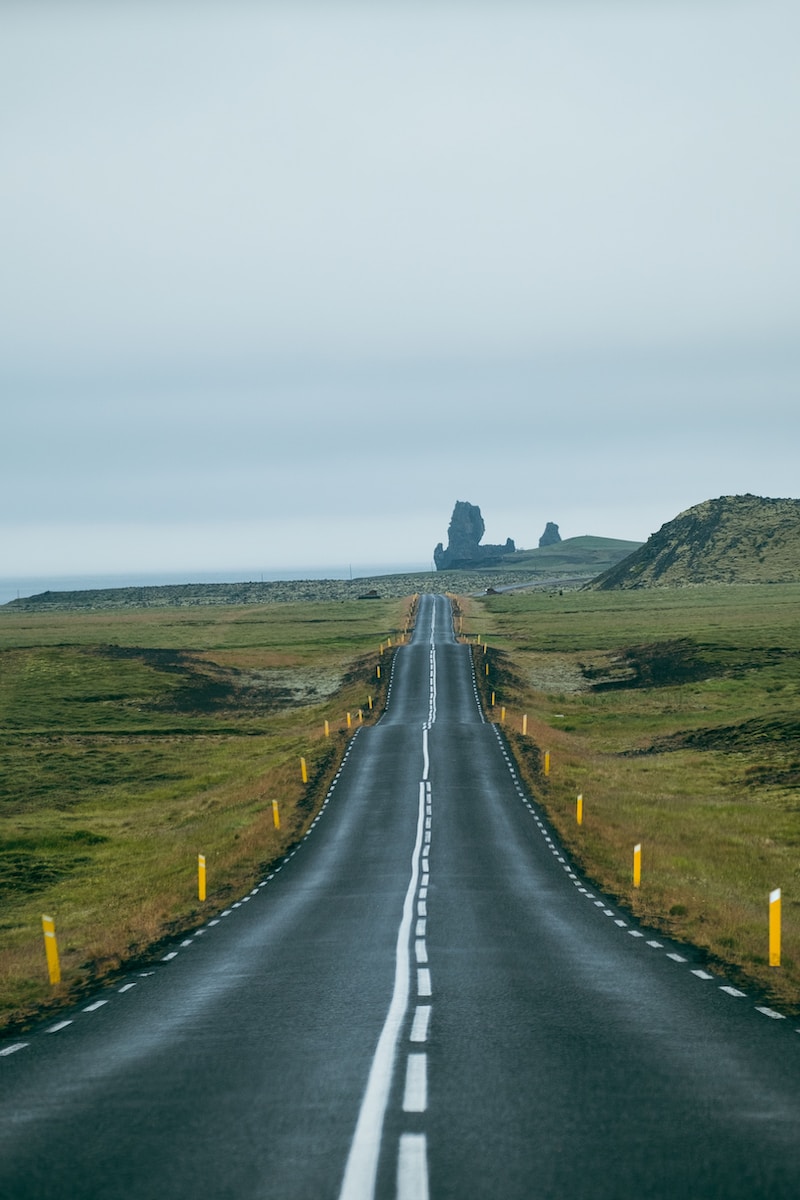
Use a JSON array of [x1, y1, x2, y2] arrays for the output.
[[2, 594, 799, 1198]]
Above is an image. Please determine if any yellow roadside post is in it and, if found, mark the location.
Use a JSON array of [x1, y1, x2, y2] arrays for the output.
[[300, 757, 308, 784], [377, 665, 381, 680], [368, 695, 373, 710], [485, 662, 489, 676], [522, 714, 528, 735], [41, 915, 61, 985], [346, 712, 352, 729], [544, 751, 551, 777], [491, 691, 495, 707], [500, 706, 506, 724], [198, 854, 207, 902], [576, 794, 583, 826], [770, 888, 781, 966], [358, 709, 363, 723], [272, 800, 280, 830], [633, 844, 642, 889], [324, 720, 330, 738]]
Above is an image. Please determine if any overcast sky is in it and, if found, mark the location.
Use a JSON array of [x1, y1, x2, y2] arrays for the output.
[[2, 0, 799, 588]]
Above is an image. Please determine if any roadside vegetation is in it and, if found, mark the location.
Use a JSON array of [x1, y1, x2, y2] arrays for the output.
[[458, 583, 800, 1012], [0, 597, 413, 1031]]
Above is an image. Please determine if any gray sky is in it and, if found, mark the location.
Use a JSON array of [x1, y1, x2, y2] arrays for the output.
[[2, 0, 799, 581]]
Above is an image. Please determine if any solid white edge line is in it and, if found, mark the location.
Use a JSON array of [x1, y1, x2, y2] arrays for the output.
[[337, 780, 426, 1200], [397, 1134, 429, 1200]]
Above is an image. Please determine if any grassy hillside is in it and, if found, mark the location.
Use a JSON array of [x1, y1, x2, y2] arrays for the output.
[[458, 582, 800, 1011], [593, 494, 800, 589], [0, 597, 411, 1031], [505, 535, 642, 578]]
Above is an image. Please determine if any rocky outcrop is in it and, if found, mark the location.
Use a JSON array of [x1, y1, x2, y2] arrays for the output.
[[591, 495, 800, 589], [434, 501, 516, 570], [538, 522, 561, 548]]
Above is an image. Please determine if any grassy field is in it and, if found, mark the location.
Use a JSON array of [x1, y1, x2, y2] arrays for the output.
[[5, 579, 800, 1028], [0, 597, 412, 1031], [457, 583, 800, 1012]]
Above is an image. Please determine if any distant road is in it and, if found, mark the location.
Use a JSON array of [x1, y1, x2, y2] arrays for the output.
[[2, 594, 799, 1198]]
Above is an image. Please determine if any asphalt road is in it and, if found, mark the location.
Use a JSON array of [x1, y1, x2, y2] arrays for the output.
[[1, 593, 799, 1199]]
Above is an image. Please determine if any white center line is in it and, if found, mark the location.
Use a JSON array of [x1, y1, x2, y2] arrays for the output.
[[83, 1000, 108, 1012], [337, 778, 427, 1200], [417, 968, 432, 997], [402, 1053, 428, 1112], [397, 1134, 429, 1200], [410, 1005, 431, 1044], [45, 1021, 72, 1034], [415, 939, 428, 964], [0, 1043, 28, 1056]]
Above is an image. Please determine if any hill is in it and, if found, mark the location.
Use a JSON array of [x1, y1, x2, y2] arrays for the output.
[[502, 535, 642, 580], [591, 495, 800, 590]]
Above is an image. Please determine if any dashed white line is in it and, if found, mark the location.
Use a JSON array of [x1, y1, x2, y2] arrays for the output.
[[691, 970, 715, 980], [415, 919, 426, 937], [720, 986, 747, 998], [756, 1006, 786, 1020], [410, 1005, 431, 1044], [162, 952, 178, 961], [417, 969, 432, 997], [83, 1000, 108, 1012], [118, 983, 137, 993], [666, 953, 687, 963], [397, 1133, 429, 1200], [415, 940, 428, 964], [402, 1054, 428, 1112], [0, 1043, 28, 1056], [45, 1021, 72, 1034]]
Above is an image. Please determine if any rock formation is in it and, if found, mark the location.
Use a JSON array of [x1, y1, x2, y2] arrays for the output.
[[434, 501, 516, 570], [538, 522, 561, 548]]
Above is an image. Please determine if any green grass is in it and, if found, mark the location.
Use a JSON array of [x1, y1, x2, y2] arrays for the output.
[[459, 583, 800, 1011], [0, 597, 412, 1031]]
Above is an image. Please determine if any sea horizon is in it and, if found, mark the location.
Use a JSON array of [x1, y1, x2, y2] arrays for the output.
[[0, 564, 435, 608]]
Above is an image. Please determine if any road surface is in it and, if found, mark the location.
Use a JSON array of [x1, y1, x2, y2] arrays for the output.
[[1, 593, 799, 1198]]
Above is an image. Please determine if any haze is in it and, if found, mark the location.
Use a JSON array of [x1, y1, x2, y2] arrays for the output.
[[2, 0, 799, 581]]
